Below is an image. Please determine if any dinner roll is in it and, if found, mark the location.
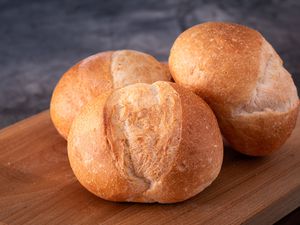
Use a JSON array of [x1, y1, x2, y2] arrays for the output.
[[68, 81, 223, 203], [50, 50, 171, 139], [169, 22, 299, 156]]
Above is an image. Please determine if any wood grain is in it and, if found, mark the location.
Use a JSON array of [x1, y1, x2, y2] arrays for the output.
[[0, 110, 299, 225]]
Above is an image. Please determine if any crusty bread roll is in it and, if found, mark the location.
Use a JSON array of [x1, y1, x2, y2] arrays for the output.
[[68, 81, 223, 203], [169, 22, 299, 156], [50, 50, 171, 139]]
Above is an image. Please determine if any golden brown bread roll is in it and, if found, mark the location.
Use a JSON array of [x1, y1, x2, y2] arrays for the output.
[[50, 50, 171, 139], [68, 81, 223, 203], [169, 22, 299, 156]]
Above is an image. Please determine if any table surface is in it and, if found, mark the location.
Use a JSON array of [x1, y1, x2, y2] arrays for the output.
[[0, 110, 299, 225]]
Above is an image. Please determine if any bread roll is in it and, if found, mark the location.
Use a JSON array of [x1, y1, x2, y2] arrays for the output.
[[169, 22, 299, 156], [68, 81, 223, 203], [50, 50, 171, 139]]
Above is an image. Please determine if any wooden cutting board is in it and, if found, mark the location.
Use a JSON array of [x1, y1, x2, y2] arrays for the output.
[[0, 110, 299, 225]]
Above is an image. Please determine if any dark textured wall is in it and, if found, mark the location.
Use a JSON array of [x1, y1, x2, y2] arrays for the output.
[[1, 0, 300, 128]]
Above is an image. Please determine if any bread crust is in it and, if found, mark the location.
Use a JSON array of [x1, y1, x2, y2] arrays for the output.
[[156, 83, 223, 202], [68, 81, 223, 203], [50, 52, 113, 139], [220, 104, 299, 156], [169, 22, 299, 156], [51, 50, 170, 139], [169, 22, 261, 108]]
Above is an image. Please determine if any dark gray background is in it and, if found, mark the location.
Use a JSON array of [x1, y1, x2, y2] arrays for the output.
[[0, 0, 299, 223], [1, 0, 300, 128]]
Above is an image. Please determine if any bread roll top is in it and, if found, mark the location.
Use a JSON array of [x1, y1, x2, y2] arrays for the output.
[[169, 22, 298, 116], [51, 50, 170, 139]]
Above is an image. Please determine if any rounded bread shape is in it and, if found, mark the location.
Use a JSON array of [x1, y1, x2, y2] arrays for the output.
[[68, 81, 223, 203], [169, 22, 299, 156], [50, 50, 171, 139]]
